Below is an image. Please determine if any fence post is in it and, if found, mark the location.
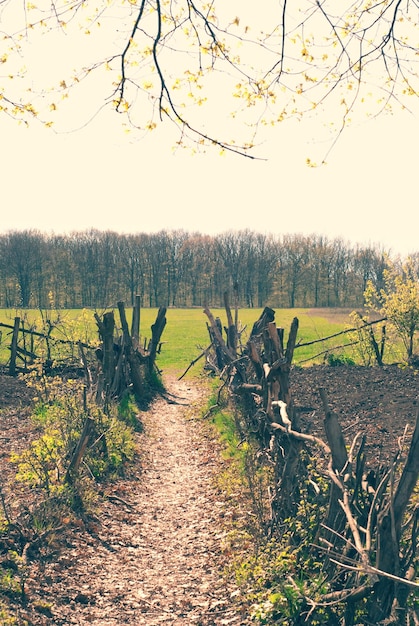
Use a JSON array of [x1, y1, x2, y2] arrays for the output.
[[117, 301, 145, 400], [131, 294, 141, 346], [148, 306, 167, 372], [9, 317, 20, 376]]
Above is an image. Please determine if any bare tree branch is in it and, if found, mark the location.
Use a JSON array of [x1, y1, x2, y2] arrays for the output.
[[2, 0, 419, 156]]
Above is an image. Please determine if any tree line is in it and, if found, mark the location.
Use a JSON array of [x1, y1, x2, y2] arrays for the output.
[[0, 229, 410, 310]]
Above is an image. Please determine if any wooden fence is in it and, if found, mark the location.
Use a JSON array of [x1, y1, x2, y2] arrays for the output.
[[0, 299, 166, 409], [198, 298, 419, 625]]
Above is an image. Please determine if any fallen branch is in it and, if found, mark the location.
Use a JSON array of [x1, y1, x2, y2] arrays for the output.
[[65, 417, 95, 484], [328, 558, 419, 590], [106, 494, 135, 510], [22, 526, 65, 564], [179, 344, 212, 380]]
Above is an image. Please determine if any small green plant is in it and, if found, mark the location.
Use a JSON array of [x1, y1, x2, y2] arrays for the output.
[[12, 375, 137, 511], [212, 409, 242, 461], [218, 423, 332, 624], [240, 541, 333, 624], [0, 510, 9, 534], [0, 550, 27, 605], [348, 310, 386, 366], [0, 602, 19, 625], [0, 569, 21, 598], [12, 429, 64, 494], [88, 412, 136, 478], [326, 352, 355, 366]]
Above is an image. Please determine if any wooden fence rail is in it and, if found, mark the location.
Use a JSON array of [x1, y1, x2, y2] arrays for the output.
[[0, 318, 92, 376]]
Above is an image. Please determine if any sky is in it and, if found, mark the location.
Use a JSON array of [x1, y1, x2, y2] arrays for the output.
[[1, 3, 419, 258]]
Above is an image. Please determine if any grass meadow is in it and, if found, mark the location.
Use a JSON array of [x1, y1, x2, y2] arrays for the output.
[[0, 307, 358, 376]]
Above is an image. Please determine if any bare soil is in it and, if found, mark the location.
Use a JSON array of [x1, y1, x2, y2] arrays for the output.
[[1, 363, 418, 625], [292, 364, 419, 468]]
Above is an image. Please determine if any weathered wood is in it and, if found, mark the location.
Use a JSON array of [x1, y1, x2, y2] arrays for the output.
[[203, 304, 419, 622], [250, 306, 275, 338], [178, 345, 212, 380], [320, 388, 348, 473], [0, 321, 90, 346], [203, 305, 235, 364], [131, 294, 141, 345], [267, 321, 283, 360], [233, 282, 239, 330], [117, 301, 144, 401], [236, 383, 263, 394], [319, 387, 350, 548], [94, 302, 167, 402], [15, 345, 37, 361], [393, 405, 419, 529], [65, 416, 95, 484], [109, 338, 126, 397], [95, 310, 118, 398], [102, 311, 116, 387], [3, 316, 96, 375], [206, 322, 224, 371], [224, 291, 237, 356], [296, 316, 387, 348], [273, 421, 303, 519], [20, 320, 29, 369], [285, 317, 299, 365], [246, 339, 264, 380], [78, 342, 92, 388], [369, 405, 419, 621], [262, 318, 301, 518], [9, 317, 20, 376], [148, 306, 167, 372]]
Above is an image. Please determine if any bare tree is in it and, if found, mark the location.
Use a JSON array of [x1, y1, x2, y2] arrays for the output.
[[281, 234, 310, 307], [118, 233, 149, 307], [2, 231, 44, 308]]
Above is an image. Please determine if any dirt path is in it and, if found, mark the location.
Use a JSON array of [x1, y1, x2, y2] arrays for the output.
[[24, 376, 247, 626]]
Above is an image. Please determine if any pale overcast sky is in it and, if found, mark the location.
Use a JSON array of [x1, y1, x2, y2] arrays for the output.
[[1, 1, 418, 258]]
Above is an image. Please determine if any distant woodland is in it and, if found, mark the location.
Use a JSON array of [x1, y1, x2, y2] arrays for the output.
[[0, 229, 413, 309]]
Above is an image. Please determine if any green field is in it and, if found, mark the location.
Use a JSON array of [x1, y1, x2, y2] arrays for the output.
[[0, 307, 357, 376], [159, 307, 356, 375]]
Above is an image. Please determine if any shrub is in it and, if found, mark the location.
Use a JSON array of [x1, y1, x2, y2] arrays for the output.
[[326, 352, 355, 366], [0, 602, 19, 625], [12, 376, 137, 508]]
